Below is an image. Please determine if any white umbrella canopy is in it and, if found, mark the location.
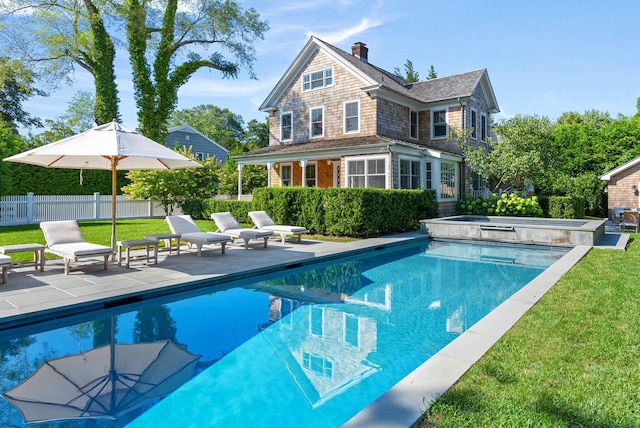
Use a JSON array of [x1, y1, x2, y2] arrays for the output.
[[3, 120, 202, 249]]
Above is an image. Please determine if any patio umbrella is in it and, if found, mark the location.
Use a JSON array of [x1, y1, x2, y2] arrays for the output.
[[3, 120, 202, 250], [1, 337, 200, 423]]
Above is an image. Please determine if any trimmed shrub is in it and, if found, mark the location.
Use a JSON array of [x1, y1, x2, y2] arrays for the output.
[[548, 195, 585, 219], [254, 187, 438, 237], [457, 193, 544, 217]]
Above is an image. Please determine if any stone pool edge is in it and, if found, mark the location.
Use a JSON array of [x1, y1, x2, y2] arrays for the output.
[[342, 244, 590, 428]]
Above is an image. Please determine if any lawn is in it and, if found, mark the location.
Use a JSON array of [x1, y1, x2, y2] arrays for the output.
[[0, 219, 355, 263], [415, 235, 640, 427]]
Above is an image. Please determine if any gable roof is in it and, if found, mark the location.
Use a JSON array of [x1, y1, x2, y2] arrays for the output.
[[600, 156, 640, 181], [167, 124, 229, 154], [260, 36, 499, 113]]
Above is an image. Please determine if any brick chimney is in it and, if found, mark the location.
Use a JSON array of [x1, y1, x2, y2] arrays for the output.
[[351, 42, 368, 63]]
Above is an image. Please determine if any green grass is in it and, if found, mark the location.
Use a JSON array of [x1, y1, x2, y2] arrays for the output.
[[416, 235, 640, 427], [0, 218, 356, 263]]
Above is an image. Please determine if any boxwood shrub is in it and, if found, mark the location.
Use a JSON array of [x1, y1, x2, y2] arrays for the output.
[[457, 193, 544, 217]]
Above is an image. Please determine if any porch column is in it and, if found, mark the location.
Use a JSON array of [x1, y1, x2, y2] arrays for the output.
[[237, 163, 244, 197], [299, 159, 307, 187], [266, 162, 273, 187]]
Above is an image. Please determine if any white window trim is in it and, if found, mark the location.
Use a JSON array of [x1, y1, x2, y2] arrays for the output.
[[343, 313, 360, 348], [439, 160, 458, 201], [280, 162, 293, 187], [305, 161, 317, 187], [280, 111, 293, 142], [309, 106, 324, 138], [480, 113, 488, 142], [345, 155, 389, 189], [470, 108, 478, 140], [399, 156, 422, 189], [431, 108, 449, 139], [301, 67, 334, 92], [195, 152, 204, 161], [343, 100, 360, 134], [410, 110, 419, 140]]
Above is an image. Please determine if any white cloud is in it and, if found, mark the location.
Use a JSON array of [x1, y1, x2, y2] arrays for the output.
[[308, 18, 382, 45]]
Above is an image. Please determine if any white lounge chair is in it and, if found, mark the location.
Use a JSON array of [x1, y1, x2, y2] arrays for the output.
[[210, 212, 274, 250], [165, 215, 232, 256], [0, 254, 12, 283], [248, 211, 309, 244], [40, 220, 115, 275]]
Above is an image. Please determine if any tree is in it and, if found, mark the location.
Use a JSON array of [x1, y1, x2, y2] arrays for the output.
[[427, 65, 438, 79], [125, 0, 268, 142], [242, 118, 269, 150], [393, 59, 420, 83], [0, 57, 44, 131], [1, 0, 119, 125], [168, 105, 245, 151], [29, 91, 96, 145], [218, 147, 266, 196], [0, 119, 27, 195], [460, 115, 556, 193], [122, 147, 222, 215]]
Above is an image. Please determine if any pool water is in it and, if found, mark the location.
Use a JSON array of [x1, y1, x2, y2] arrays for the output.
[[0, 240, 567, 427]]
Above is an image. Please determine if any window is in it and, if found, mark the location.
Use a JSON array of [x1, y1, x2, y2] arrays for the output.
[[310, 107, 324, 137], [280, 164, 292, 186], [280, 112, 292, 141], [310, 306, 324, 336], [305, 162, 316, 187], [470, 109, 477, 139], [344, 314, 359, 347], [302, 68, 333, 91], [440, 161, 457, 199], [344, 101, 359, 133], [410, 110, 418, 139], [347, 157, 386, 188], [400, 159, 420, 189], [302, 352, 333, 378], [481, 113, 487, 141], [184, 134, 190, 141], [432, 109, 447, 138], [195, 152, 204, 161], [425, 161, 433, 189]]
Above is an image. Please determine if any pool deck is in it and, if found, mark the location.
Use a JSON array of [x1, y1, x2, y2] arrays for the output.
[[0, 230, 629, 427]]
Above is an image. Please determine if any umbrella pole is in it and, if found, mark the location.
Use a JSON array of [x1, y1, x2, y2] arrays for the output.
[[111, 162, 117, 258]]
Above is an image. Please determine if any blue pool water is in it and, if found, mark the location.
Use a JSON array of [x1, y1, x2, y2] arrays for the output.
[[0, 240, 567, 427]]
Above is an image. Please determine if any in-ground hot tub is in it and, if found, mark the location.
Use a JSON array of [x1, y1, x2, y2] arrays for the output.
[[420, 215, 606, 247]]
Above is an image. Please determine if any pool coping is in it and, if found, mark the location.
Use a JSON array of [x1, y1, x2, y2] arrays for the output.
[[342, 244, 591, 427]]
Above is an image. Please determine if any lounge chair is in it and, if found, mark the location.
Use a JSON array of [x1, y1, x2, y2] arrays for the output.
[[210, 212, 274, 250], [165, 215, 232, 256], [613, 206, 631, 225], [248, 211, 309, 244], [0, 254, 11, 284], [619, 210, 639, 233], [40, 220, 115, 275]]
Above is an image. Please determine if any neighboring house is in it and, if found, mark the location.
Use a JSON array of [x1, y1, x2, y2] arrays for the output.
[[600, 156, 640, 218], [234, 36, 499, 215], [166, 124, 229, 164]]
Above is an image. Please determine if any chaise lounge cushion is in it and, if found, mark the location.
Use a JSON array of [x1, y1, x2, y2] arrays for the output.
[[40, 220, 87, 246], [210, 212, 274, 249], [165, 215, 232, 256], [47, 242, 115, 257], [248, 211, 309, 244]]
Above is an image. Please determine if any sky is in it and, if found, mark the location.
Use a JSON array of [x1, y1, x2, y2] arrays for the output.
[[22, 0, 640, 132]]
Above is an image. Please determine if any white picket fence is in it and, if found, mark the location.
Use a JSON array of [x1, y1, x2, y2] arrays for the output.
[[0, 193, 180, 226]]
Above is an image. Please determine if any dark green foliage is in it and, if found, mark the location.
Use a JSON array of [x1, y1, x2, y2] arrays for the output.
[[548, 196, 585, 219], [7, 164, 125, 196], [205, 199, 253, 223], [253, 187, 438, 238]]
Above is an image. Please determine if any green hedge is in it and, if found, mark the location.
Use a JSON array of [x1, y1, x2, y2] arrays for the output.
[[183, 187, 440, 238], [548, 195, 585, 219]]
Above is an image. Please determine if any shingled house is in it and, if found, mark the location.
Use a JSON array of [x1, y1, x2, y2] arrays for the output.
[[166, 124, 228, 164], [234, 36, 499, 215]]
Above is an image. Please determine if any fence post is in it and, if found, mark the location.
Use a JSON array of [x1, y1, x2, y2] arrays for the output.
[[94, 192, 100, 219], [27, 192, 34, 224]]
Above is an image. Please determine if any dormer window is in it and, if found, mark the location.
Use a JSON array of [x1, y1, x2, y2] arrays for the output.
[[303, 68, 333, 91]]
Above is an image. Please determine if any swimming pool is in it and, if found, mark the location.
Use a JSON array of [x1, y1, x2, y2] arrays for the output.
[[0, 240, 567, 427]]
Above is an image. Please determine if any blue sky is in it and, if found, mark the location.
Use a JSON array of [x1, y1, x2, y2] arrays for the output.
[[24, 0, 640, 131]]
